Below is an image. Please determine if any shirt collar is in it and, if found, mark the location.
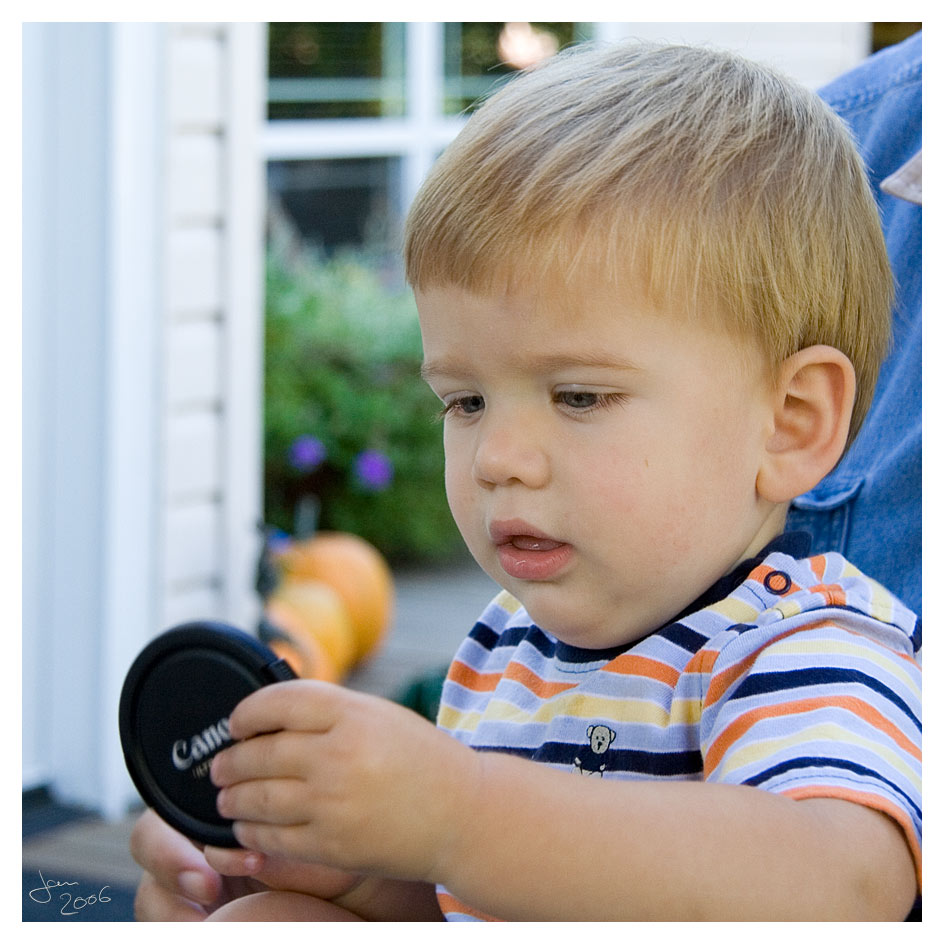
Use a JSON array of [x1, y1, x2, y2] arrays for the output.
[[672, 530, 812, 624], [881, 150, 922, 205], [551, 532, 812, 664]]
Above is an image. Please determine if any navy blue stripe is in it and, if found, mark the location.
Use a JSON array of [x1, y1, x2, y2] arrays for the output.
[[658, 622, 711, 654], [553, 636, 634, 665], [496, 626, 531, 649], [470, 622, 556, 657], [730, 668, 920, 731], [474, 742, 704, 777], [472, 744, 546, 761], [468, 621, 499, 649], [522, 626, 556, 658], [744, 756, 921, 822]]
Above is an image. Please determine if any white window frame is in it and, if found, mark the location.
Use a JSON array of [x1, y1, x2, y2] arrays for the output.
[[261, 22, 870, 218], [263, 23, 464, 221]]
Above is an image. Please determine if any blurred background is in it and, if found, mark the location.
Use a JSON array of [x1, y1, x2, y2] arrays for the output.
[[22, 20, 919, 919]]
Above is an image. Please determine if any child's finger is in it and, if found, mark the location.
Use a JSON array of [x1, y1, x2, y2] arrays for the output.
[[129, 808, 222, 906], [202, 845, 265, 877], [231, 820, 321, 864], [226, 679, 343, 740], [217, 779, 307, 826], [211, 730, 311, 785], [221, 854, 362, 901]]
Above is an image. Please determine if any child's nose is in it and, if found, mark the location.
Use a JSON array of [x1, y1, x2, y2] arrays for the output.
[[472, 414, 551, 489]]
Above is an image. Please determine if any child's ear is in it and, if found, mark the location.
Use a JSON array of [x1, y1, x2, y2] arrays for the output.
[[756, 345, 856, 505]]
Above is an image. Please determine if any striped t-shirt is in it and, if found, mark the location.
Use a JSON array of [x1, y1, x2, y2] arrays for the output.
[[435, 536, 921, 921]]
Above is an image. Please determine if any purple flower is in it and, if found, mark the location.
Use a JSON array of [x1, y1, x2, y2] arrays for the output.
[[288, 435, 326, 472], [353, 449, 393, 492], [266, 528, 292, 555]]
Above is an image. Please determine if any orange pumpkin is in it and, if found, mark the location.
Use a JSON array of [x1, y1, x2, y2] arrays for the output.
[[265, 581, 356, 681], [263, 597, 340, 683], [267, 635, 337, 683], [276, 532, 395, 662]]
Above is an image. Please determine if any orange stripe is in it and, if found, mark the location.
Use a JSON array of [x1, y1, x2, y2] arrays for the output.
[[703, 694, 921, 776], [809, 583, 848, 607], [437, 892, 503, 921], [684, 646, 721, 677], [446, 659, 503, 693], [704, 625, 810, 707], [808, 554, 828, 582], [754, 617, 919, 670], [782, 786, 922, 891], [828, 621, 921, 666], [798, 618, 837, 632], [504, 660, 579, 698], [605, 653, 681, 686], [445, 658, 578, 699]]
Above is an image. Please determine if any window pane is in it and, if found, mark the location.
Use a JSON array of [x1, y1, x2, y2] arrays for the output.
[[268, 157, 402, 255], [443, 22, 592, 114], [268, 23, 406, 119]]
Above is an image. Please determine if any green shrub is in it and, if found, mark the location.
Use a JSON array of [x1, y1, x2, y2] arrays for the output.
[[263, 250, 465, 564]]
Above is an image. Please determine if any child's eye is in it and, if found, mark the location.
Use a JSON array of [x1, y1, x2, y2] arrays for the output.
[[558, 391, 600, 409], [554, 390, 627, 413], [438, 394, 485, 419]]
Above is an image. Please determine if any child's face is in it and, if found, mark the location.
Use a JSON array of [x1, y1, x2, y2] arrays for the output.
[[417, 281, 786, 649]]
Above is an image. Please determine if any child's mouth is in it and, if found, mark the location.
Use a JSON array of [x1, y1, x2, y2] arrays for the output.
[[508, 536, 562, 552], [489, 520, 573, 581]]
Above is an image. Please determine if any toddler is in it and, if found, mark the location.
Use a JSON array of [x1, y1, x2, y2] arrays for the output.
[[141, 41, 921, 921]]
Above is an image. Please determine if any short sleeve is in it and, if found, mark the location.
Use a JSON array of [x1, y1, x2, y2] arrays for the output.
[[700, 618, 922, 885]]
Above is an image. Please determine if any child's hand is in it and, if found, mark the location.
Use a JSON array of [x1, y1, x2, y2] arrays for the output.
[[210, 680, 477, 883], [129, 807, 361, 920]]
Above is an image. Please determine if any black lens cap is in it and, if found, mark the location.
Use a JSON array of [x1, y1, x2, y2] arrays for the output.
[[119, 621, 297, 847]]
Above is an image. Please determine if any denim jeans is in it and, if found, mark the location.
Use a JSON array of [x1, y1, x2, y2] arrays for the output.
[[787, 32, 922, 619]]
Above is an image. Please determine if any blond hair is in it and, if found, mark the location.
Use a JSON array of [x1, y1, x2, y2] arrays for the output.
[[404, 41, 892, 441]]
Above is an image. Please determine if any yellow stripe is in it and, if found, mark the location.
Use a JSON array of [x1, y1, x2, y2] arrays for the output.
[[481, 690, 671, 727], [493, 590, 522, 614], [863, 577, 896, 625], [773, 599, 803, 620], [445, 693, 702, 732], [764, 634, 920, 698], [436, 704, 483, 734], [668, 697, 702, 726], [707, 597, 761, 623], [841, 560, 864, 579], [715, 720, 921, 793]]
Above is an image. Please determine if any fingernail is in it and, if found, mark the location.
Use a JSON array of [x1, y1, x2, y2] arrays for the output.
[[179, 870, 213, 904]]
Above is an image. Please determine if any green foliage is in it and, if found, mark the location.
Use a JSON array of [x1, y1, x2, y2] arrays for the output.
[[264, 250, 465, 564]]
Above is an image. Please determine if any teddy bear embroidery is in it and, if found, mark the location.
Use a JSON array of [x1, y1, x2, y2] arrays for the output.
[[573, 724, 617, 776]]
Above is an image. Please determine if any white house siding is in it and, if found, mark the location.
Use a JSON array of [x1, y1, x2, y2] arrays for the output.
[[160, 23, 265, 633], [22, 22, 266, 815]]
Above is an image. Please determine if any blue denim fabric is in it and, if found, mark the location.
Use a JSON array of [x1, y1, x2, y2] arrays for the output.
[[786, 32, 922, 618]]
